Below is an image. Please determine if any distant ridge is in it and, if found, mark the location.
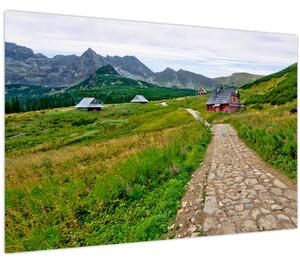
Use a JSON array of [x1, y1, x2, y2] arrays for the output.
[[5, 41, 263, 89], [213, 72, 264, 87]]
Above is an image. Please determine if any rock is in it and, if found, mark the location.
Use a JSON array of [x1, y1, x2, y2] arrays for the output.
[[235, 176, 243, 182], [254, 185, 266, 192], [247, 190, 257, 196], [222, 198, 232, 204], [259, 208, 271, 214], [242, 220, 258, 232], [266, 173, 275, 178], [227, 192, 241, 200], [237, 210, 250, 219], [284, 208, 297, 217], [291, 217, 297, 226], [258, 215, 277, 230], [168, 224, 175, 231], [245, 179, 258, 185], [235, 204, 244, 212], [277, 214, 290, 222], [228, 210, 235, 216], [271, 204, 282, 210], [203, 217, 217, 231], [284, 190, 297, 200], [241, 198, 251, 204], [251, 208, 260, 219], [220, 222, 236, 234], [271, 188, 282, 196], [274, 179, 287, 189], [203, 196, 218, 214], [187, 224, 197, 233], [245, 203, 254, 209]]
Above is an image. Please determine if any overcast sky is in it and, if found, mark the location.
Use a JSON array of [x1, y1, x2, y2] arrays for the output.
[[5, 10, 298, 78]]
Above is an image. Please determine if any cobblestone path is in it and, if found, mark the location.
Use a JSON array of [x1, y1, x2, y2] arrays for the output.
[[171, 124, 297, 238]]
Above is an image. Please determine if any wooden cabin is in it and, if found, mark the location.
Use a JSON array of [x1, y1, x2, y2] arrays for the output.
[[207, 86, 241, 112], [130, 95, 149, 103], [197, 87, 207, 95], [75, 97, 103, 111]]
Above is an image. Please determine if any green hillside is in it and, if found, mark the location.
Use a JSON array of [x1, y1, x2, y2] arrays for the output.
[[70, 64, 196, 103], [5, 100, 211, 252], [4, 63, 298, 252], [213, 72, 263, 87], [239, 63, 297, 105], [5, 65, 196, 113]]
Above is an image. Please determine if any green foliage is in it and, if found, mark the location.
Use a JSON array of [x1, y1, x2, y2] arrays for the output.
[[240, 63, 297, 105], [5, 102, 195, 156], [250, 103, 263, 110], [5, 100, 211, 252]]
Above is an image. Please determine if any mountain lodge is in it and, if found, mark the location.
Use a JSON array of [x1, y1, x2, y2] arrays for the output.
[[207, 86, 241, 112], [197, 87, 207, 95], [75, 97, 103, 111]]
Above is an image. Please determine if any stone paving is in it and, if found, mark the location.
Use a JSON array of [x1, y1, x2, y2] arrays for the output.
[[171, 124, 297, 238]]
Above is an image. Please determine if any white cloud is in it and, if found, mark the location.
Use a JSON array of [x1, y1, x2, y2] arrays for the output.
[[4, 10, 297, 77]]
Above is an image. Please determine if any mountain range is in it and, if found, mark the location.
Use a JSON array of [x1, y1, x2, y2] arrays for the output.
[[5, 42, 263, 89]]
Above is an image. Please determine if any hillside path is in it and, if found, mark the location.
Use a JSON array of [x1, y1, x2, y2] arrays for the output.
[[184, 108, 210, 126], [171, 124, 297, 238]]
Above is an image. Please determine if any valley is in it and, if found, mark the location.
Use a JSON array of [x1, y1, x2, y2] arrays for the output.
[[4, 47, 297, 252]]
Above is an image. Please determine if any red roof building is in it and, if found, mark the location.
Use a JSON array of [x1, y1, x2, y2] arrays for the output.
[[207, 86, 241, 112]]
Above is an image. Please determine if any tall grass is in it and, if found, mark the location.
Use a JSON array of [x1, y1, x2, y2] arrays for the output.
[[5, 101, 211, 252]]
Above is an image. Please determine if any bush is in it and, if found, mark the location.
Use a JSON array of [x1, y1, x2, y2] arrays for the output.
[[71, 117, 97, 126], [251, 103, 263, 110]]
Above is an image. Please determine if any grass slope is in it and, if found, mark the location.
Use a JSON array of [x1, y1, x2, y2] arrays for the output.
[[239, 63, 297, 105], [5, 100, 211, 252], [213, 72, 263, 87], [5, 62, 298, 252]]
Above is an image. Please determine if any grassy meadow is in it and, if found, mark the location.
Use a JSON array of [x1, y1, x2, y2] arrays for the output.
[[5, 100, 211, 252], [5, 64, 298, 252]]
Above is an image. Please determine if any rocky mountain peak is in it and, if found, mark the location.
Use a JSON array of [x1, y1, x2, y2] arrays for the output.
[[81, 48, 98, 58], [5, 42, 35, 60]]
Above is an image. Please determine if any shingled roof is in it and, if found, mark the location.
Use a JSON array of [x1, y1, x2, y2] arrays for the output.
[[130, 95, 149, 103], [75, 97, 103, 108], [207, 86, 239, 105]]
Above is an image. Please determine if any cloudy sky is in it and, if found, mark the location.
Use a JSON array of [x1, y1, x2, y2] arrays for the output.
[[5, 10, 297, 78]]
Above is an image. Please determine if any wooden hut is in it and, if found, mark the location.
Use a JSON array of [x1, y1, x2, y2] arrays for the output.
[[207, 86, 241, 112], [75, 97, 103, 111], [197, 87, 207, 95], [130, 95, 149, 103]]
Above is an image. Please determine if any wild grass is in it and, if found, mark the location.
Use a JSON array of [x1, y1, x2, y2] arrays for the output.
[[239, 63, 297, 105], [165, 95, 226, 122], [217, 101, 297, 181], [5, 103, 193, 157], [5, 100, 211, 252]]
